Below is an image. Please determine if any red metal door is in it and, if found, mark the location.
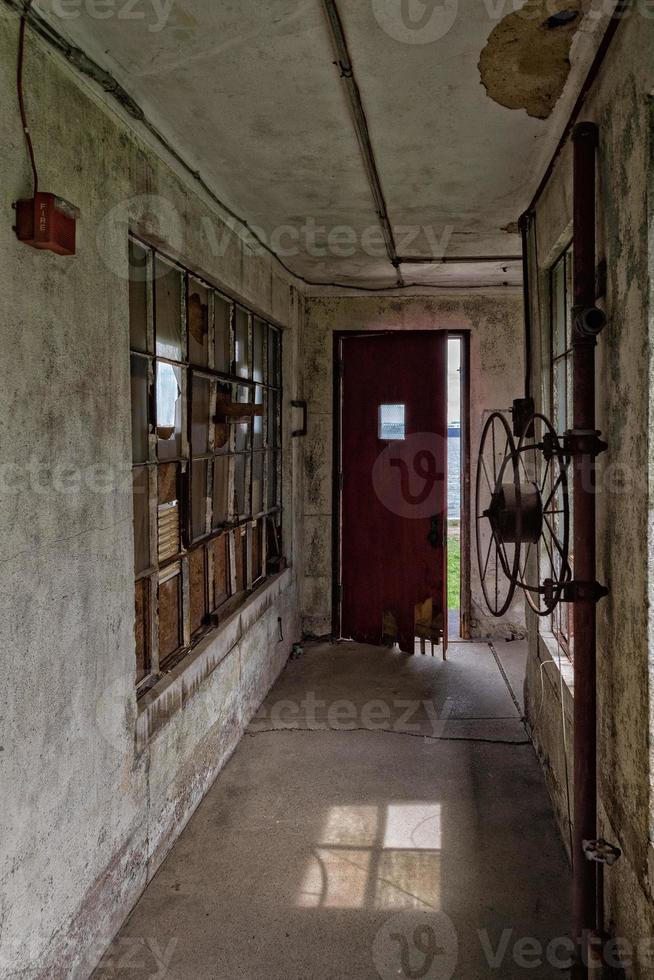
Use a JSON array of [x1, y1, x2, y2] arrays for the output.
[[339, 332, 448, 653]]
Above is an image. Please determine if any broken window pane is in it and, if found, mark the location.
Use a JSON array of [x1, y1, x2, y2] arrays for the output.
[[191, 459, 209, 540], [212, 456, 230, 528], [129, 240, 149, 353], [379, 404, 405, 440], [214, 294, 231, 373], [155, 259, 184, 360], [133, 467, 151, 575], [252, 452, 264, 515], [235, 307, 249, 378], [188, 280, 209, 366], [212, 533, 230, 609], [156, 362, 183, 460], [253, 317, 265, 383], [130, 355, 149, 464], [189, 546, 207, 635], [158, 571, 181, 664], [135, 577, 150, 684], [191, 376, 211, 456]]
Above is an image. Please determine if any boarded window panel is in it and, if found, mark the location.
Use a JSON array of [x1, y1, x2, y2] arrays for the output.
[[251, 520, 263, 583], [234, 529, 246, 594], [188, 281, 209, 366], [253, 317, 265, 383], [156, 362, 183, 461], [131, 355, 149, 463], [155, 259, 184, 360], [191, 376, 211, 455], [252, 452, 264, 515], [189, 546, 207, 635], [213, 533, 230, 609], [135, 577, 150, 684], [129, 241, 149, 353], [158, 462, 178, 506], [191, 459, 209, 540], [215, 294, 231, 373], [235, 454, 249, 519], [235, 308, 249, 378], [158, 502, 180, 563], [158, 573, 181, 664], [133, 467, 150, 574], [212, 455, 230, 529]]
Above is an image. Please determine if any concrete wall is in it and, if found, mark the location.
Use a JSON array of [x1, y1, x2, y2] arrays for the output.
[[0, 9, 303, 978], [300, 292, 525, 640], [523, 14, 654, 975]]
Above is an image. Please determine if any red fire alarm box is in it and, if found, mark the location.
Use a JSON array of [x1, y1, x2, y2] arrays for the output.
[[14, 192, 79, 255]]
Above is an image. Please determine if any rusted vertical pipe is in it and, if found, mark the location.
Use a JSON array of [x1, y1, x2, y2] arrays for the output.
[[572, 120, 600, 975]]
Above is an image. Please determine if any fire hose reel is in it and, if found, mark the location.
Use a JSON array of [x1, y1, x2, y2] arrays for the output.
[[476, 404, 610, 617], [475, 408, 588, 618]]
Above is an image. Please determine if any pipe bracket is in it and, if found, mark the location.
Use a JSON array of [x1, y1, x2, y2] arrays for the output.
[[562, 429, 608, 458], [583, 839, 621, 867], [561, 579, 609, 603]]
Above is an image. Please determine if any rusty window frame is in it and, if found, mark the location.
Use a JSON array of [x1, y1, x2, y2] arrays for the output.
[[128, 235, 284, 696], [548, 245, 574, 658]]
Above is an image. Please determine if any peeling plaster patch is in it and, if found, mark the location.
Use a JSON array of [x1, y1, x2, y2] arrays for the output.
[[479, 0, 584, 120]]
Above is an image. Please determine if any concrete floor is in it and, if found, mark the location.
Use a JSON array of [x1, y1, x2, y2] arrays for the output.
[[95, 641, 570, 979]]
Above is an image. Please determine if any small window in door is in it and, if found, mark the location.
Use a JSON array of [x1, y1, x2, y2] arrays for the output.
[[379, 404, 405, 440]]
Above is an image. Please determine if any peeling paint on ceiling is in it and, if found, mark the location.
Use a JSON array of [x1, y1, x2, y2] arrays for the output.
[[35, 0, 612, 288], [479, 0, 584, 120]]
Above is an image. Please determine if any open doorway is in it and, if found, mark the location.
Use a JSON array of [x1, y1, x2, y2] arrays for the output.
[[447, 337, 463, 640]]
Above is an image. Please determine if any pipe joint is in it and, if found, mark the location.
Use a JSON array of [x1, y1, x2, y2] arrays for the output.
[[573, 305, 606, 341], [572, 121, 599, 146]]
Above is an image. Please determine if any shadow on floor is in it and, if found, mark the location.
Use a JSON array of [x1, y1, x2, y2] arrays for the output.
[[93, 641, 570, 980]]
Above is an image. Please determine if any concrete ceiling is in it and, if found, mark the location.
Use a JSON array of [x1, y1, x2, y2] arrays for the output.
[[35, 0, 612, 290]]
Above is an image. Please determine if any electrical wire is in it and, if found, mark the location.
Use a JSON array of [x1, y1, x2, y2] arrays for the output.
[[5, 0, 516, 295], [17, 0, 38, 196]]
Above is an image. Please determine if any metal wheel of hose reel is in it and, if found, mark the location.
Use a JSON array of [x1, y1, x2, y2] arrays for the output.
[[475, 411, 572, 618]]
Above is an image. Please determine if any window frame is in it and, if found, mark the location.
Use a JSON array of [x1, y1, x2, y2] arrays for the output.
[[129, 235, 284, 695], [547, 244, 574, 657]]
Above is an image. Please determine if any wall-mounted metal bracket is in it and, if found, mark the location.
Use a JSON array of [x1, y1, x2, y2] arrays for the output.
[[583, 839, 621, 867], [558, 579, 610, 604], [542, 429, 608, 460], [291, 400, 307, 437]]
